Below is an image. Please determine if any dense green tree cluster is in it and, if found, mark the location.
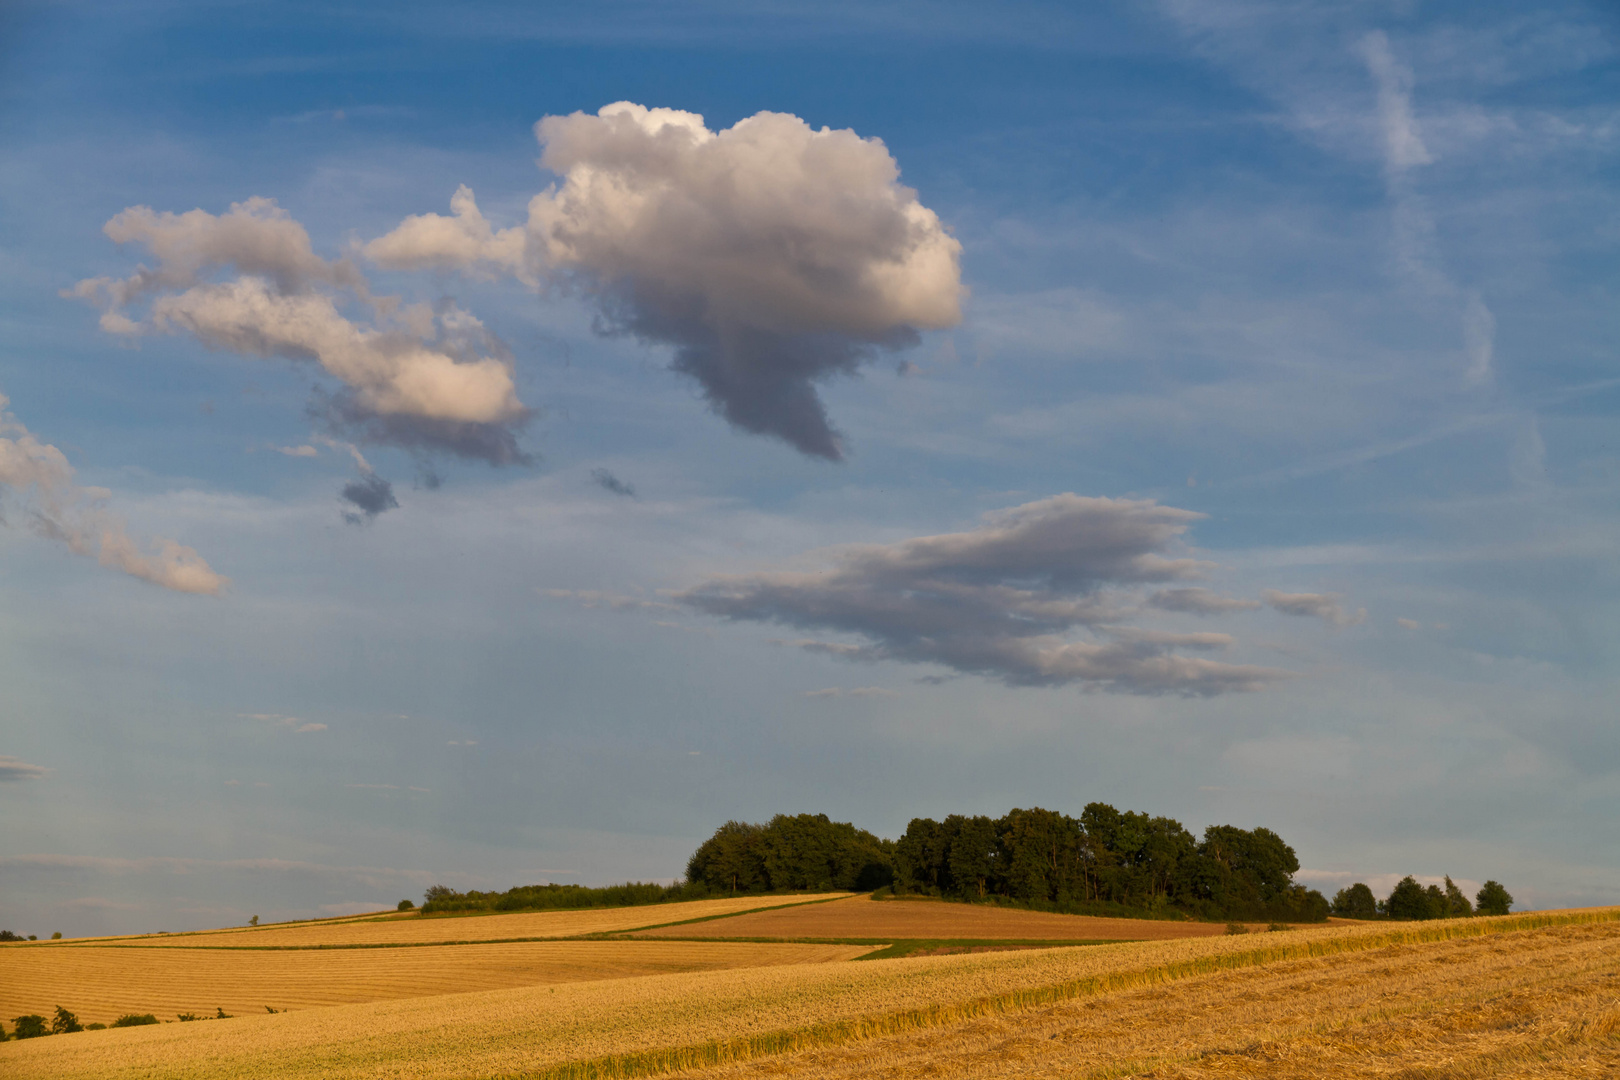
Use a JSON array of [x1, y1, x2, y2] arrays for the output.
[[892, 805, 1328, 922], [686, 814, 895, 893], [1330, 877, 1513, 920]]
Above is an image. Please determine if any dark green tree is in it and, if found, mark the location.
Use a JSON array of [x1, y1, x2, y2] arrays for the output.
[[51, 1006, 82, 1034], [12, 1014, 48, 1039], [1442, 876, 1473, 918], [1385, 876, 1441, 920], [998, 807, 1083, 903], [947, 815, 1000, 899], [686, 820, 768, 893], [894, 817, 947, 893], [1331, 882, 1379, 918], [1475, 880, 1513, 916]]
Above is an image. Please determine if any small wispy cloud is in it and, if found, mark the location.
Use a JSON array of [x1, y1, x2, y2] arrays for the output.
[[241, 713, 327, 734], [273, 444, 319, 457], [804, 686, 899, 699], [589, 467, 635, 497], [1263, 589, 1367, 627], [542, 588, 675, 612], [0, 755, 49, 781]]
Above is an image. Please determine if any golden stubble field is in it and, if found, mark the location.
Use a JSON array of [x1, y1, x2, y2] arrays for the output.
[[2, 905, 1616, 1080], [0, 940, 878, 1024], [634, 893, 1233, 942], [91, 893, 853, 948]]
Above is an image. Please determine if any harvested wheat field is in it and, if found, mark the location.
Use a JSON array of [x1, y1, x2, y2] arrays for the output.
[[633, 892, 1230, 942], [106, 894, 849, 949], [4, 908, 1614, 1080], [0, 940, 875, 1026]]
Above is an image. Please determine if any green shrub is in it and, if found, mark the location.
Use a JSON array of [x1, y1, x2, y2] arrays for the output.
[[51, 1006, 82, 1034], [111, 1014, 159, 1028], [12, 1014, 48, 1039], [50, 931, 62, 940], [84, 1022, 106, 1030], [1225, 922, 1248, 934], [397, 899, 415, 911]]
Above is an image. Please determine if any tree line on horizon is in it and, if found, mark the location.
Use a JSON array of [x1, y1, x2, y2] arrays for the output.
[[1330, 876, 1513, 920], [413, 808, 1512, 925]]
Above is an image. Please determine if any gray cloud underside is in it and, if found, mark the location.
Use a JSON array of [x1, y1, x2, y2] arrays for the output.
[[340, 472, 399, 524], [589, 467, 635, 497], [677, 494, 1288, 695]]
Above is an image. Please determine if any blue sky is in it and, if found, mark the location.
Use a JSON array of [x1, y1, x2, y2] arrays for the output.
[[2, 0, 1618, 935]]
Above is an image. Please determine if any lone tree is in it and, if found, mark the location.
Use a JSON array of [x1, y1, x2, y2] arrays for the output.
[[1330, 882, 1378, 918], [1385, 876, 1438, 920], [1476, 880, 1513, 916], [51, 1006, 83, 1035]]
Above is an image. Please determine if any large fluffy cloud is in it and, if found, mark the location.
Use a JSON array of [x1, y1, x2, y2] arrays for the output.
[[0, 394, 226, 595], [70, 199, 530, 464], [676, 494, 1286, 695], [366, 102, 964, 459]]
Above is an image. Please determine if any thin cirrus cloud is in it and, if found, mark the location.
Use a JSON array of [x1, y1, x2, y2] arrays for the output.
[[365, 101, 964, 459], [1262, 589, 1367, 627], [677, 493, 1289, 696], [1358, 29, 1493, 385], [67, 198, 532, 465], [0, 393, 226, 595]]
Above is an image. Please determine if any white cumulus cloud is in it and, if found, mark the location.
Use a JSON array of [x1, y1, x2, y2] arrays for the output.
[[69, 198, 530, 464], [366, 102, 964, 458]]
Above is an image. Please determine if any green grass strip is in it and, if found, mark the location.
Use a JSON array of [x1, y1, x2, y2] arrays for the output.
[[488, 909, 1620, 1080]]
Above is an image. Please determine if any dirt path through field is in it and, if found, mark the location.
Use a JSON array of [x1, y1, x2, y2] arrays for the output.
[[678, 920, 1620, 1079], [633, 894, 1231, 941]]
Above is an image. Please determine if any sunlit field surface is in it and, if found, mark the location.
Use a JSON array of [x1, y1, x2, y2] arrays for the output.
[[633, 893, 1234, 942], [94, 894, 851, 948], [0, 940, 876, 1025], [2, 907, 1614, 1080]]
